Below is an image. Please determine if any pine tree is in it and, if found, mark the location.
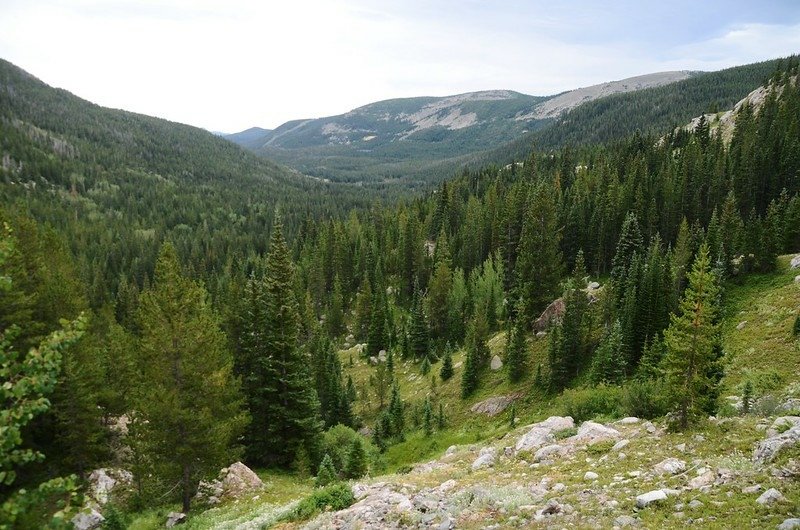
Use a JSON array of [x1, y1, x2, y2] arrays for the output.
[[422, 397, 433, 437], [741, 380, 753, 414], [440, 348, 454, 381], [662, 244, 721, 430], [136, 244, 247, 512], [315, 453, 338, 487], [509, 404, 517, 429], [343, 438, 368, 479], [387, 384, 405, 439], [437, 403, 445, 429], [420, 355, 431, 375], [611, 212, 644, 305], [408, 282, 429, 359], [326, 276, 345, 337], [505, 320, 527, 383], [461, 343, 480, 398], [239, 219, 322, 468], [590, 320, 627, 385]]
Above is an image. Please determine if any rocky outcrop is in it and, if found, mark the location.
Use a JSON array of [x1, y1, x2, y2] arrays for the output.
[[515, 416, 574, 453], [195, 462, 263, 506], [533, 298, 566, 332], [753, 424, 800, 464], [568, 421, 620, 445], [470, 393, 521, 416], [791, 255, 800, 269], [71, 468, 133, 530]]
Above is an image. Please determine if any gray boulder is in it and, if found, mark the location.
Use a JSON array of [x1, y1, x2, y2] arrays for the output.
[[756, 488, 785, 505], [570, 421, 620, 445], [534, 444, 567, 462], [653, 457, 686, 476], [767, 416, 800, 437], [778, 518, 800, 530], [753, 424, 800, 464], [71, 509, 104, 530], [635, 489, 667, 508], [195, 461, 263, 505], [490, 355, 503, 371], [791, 255, 800, 269], [516, 416, 574, 453], [165, 512, 187, 528], [471, 447, 497, 470], [470, 394, 520, 416]]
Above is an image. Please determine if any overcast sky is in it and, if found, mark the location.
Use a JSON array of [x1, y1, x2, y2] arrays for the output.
[[1, 0, 799, 133]]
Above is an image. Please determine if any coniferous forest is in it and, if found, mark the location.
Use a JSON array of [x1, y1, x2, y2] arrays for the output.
[[1, 53, 799, 529]]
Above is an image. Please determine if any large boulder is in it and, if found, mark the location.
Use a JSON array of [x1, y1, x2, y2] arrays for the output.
[[635, 490, 667, 508], [753, 424, 800, 464], [533, 298, 566, 332], [472, 447, 497, 470], [569, 421, 620, 445], [165, 512, 187, 527], [71, 509, 104, 530], [86, 468, 133, 506], [791, 255, 800, 269], [767, 416, 800, 437], [490, 355, 503, 371], [195, 462, 263, 505], [516, 416, 574, 453], [652, 458, 686, 476]]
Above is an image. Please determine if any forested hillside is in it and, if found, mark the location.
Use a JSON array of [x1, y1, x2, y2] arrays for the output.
[[0, 56, 799, 529]]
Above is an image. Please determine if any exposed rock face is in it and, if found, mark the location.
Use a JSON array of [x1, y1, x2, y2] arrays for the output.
[[753, 424, 800, 464], [195, 461, 263, 505], [515, 416, 574, 453], [71, 468, 133, 530], [470, 393, 521, 416], [767, 416, 800, 437], [533, 298, 565, 331], [71, 509, 104, 530]]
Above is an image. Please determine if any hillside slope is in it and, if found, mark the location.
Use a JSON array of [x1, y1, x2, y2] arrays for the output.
[[226, 72, 692, 185]]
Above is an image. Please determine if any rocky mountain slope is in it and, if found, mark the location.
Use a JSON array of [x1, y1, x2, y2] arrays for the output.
[[225, 72, 693, 184]]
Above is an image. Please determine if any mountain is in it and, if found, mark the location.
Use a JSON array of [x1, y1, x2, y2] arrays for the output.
[[225, 72, 693, 185]]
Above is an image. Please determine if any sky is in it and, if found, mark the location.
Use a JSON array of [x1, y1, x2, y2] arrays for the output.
[[1, 1, 799, 133]]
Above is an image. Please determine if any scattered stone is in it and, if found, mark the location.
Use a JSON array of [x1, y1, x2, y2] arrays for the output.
[[675, 443, 687, 453], [552, 482, 566, 492], [470, 394, 521, 416], [438, 517, 455, 530], [688, 471, 715, 490], [439, 479, 457, 492], [378, 349, 387, 361], [636, 490, 667, 508], [165, 512, 187, 528], [795, 275, 800, 283], [195, 462, 263, 505], [584, 471, 599, 481], [533, 297, 566, 332], [472, 448, 496, 470], [767, 416, 800, 437], [662, 488, 681, 497], [742, 484, 762, 494], [611, 439, 630, 452], [756, 488, 785, 505], [614, 514, 640, 527], [490, 355, 503, 371], [778, 518, 800, 530], [791, 254, 800, 269], [628, 470, 642, 478], [71, 510, 104, 530], [653, 457, 686, 476], [779, 399, 800, 412], [617, 417, 640, 424], [643, 421, 657, 434], [445, 445, 458, 456], [369, 356, 378, 365], [587, 281, 601, 290], [688, 500, 704, 509], [736, 321, 747, 330], [535, 331, 548, 337], [693, 434, 706, 442], [538, 498, 562, 516]]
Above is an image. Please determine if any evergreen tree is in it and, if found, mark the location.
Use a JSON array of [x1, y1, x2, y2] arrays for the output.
[[239, 220, 322, 468], [387, 384, 405, 439], [326, 276, 345, 337], [461, 343, 480, 398], [136, 244, 247, 512], [343, 438, 367, 479], [662, 244, 721, 430], [440, 348, 454, 381], [408, 282, 429, 359], [509, 404, 517, 429], [505, 320, 527, 383], [590, 320, 627, 385], [741, 380, 753, 414], [315, 454, 338, 487], [611, 212, 643, 305], [420, 355, 431, 375], [422, 397, 433, 437]]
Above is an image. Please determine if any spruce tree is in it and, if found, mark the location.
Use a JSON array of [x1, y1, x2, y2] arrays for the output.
[[741, 380, 753, 414], [437, 403, 445, 429], [315, 454, 338, 487], [344, 438, 367, 479], [611, 212, 643, 305], [422, 397, 433, 437], [387, 384, 405, 439], [420, 355, 431, 375], [239, 220, 323, 468], [136, 244, 247, 512], [440, 348, 454, 381], [461, 344, 480, 398], [590, 320, 627, 385], [662, 244, 721, 430], [408, 282, 429, 359]]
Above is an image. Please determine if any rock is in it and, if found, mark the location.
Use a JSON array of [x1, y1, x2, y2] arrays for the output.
[[445, 445, 458, 456], [538, 498, 562, 515], [617, 417, 641, 424], [791, 254, 800, 269], [552, 482, 566, 492], [653, 457, 686, 475], [636, 490, 668, 508], [490, 355, 503, 371], [534, 444, 566, 462], [643, 421, 657, 434], [795, 275, 800, 283], [533, 297, 566, 332], [470, 393, 521, 416], [516, 416, 574, 453], [71, 510, 105, 530], [165, 512, 187, 528], [742, 484, 762, 494], [535, 331, 547, 337], [779, 399, 800, 412], [584, 471, 599, 481], [472, 448, 496, 470], [736, 320, 747, 330], [378, 349, 387, 361], [570, 421, 620, 445], [614, 514, 640, 527], [756, 488, 785, 505], [688, 500, 704, 509], [753, 424, 800, 464], [195, 462, 262, 505], [438, 517, 455, 530], [85, 468, 133, 507], [439, 479, 457, 492], [688, 471, 715, 489], [611, 439, 630, 452], [587, 281, 601, 290], [358, 425, 373, 437], [778, 518, 800, 530], [767, 416, 800, 437], [369, 356, 378, 365], [675, 443, 687, 453], [662, 488, 681, 497]]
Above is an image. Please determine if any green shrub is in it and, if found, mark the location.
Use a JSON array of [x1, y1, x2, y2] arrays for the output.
[[282, 483, 354, 522], [101, 505, 127, 530], [621, 379, 670, 419], [586, 439, 615, 455], [321, 425, 375, 479], [559, 384, 622, 422], [553, 427, 578, 440]]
